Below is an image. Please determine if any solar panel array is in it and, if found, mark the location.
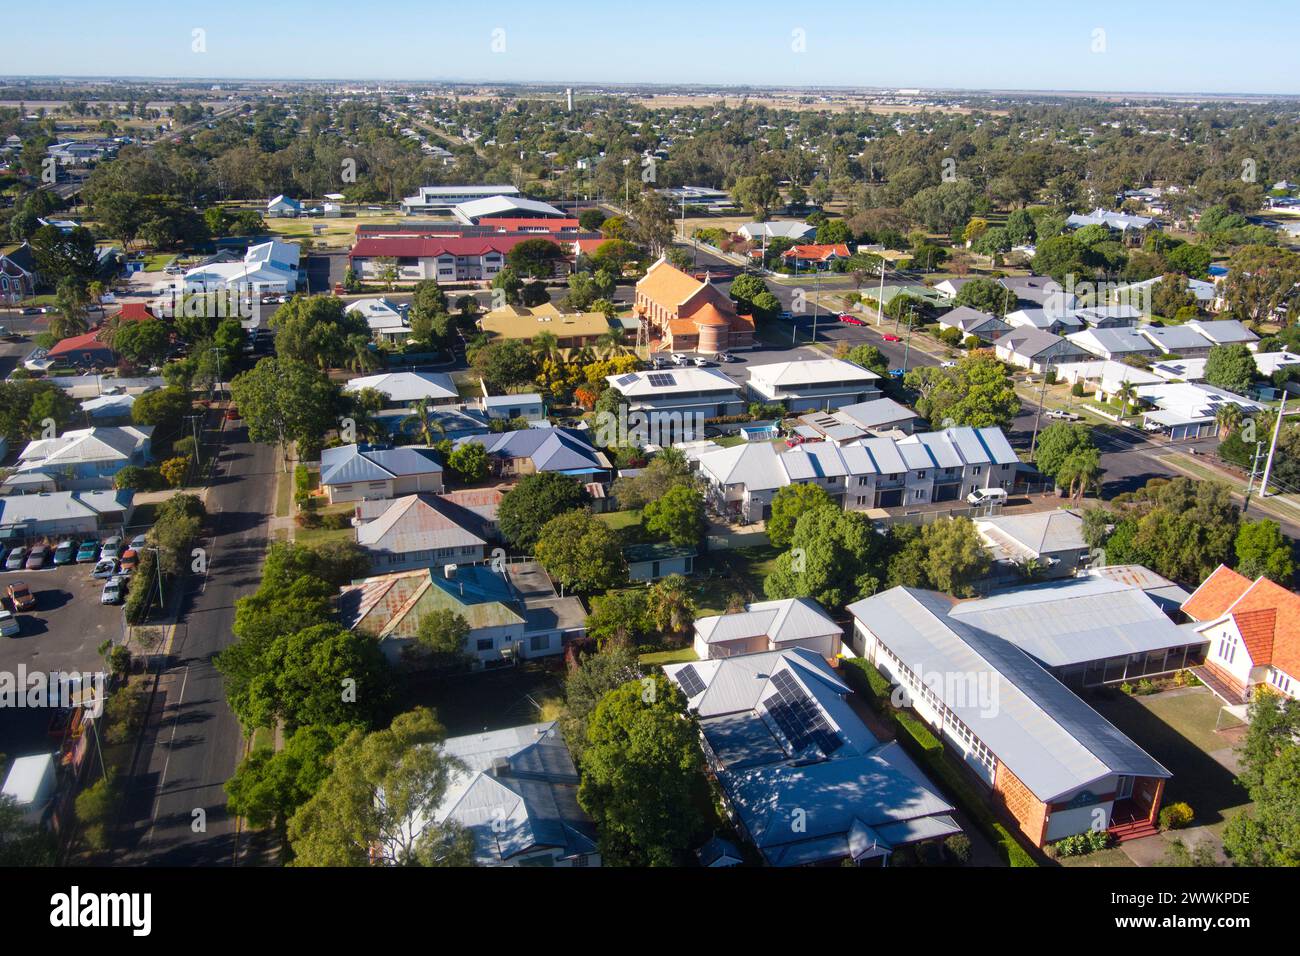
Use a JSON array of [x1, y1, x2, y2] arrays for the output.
[[646, 372, 676, 388], [675, 664, 706, 698], [767, 670, 842, 756], [615, 373, 639, 387]]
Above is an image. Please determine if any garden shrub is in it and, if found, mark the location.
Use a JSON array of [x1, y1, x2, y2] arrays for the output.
[[1159, 802, 1194, 830]]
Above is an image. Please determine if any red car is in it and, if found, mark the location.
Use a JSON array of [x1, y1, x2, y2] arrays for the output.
[[882, 333, 902, 342], [785, 435, 807, 448], [838, 313, 866, 326]]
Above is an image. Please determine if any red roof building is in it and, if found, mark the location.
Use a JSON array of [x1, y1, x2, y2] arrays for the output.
[[1182, 565, 1300, 703]]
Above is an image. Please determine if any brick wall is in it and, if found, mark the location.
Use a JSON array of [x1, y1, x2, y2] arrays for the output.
[[993, 760, 1049, 847]]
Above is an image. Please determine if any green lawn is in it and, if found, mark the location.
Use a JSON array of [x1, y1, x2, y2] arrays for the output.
[[639, 646, 698, 666], [393, 663, 565, 737], [597, 508, 641, 531], [1085, 687, 1249, 835], [294, 501, 357, 548], [685, 544, 783, 615], [1057, 846, 1137, 868], [273, 469, 293, 518]]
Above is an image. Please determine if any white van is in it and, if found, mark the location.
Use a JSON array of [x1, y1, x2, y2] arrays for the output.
[[966, 487, 1008, 507]]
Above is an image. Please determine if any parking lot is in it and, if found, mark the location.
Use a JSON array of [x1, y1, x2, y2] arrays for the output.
[[0, 559, 132, 761]]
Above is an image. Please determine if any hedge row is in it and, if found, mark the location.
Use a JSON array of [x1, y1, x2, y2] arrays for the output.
[[839, 658, 1039, 867]]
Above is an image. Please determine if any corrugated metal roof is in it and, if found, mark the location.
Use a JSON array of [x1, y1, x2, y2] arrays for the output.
[[848, 587, 1170, 801]]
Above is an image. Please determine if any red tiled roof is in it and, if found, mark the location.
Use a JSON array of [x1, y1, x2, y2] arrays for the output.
[[349, 235, 564, 259], [1186, 566, 1300, 677], [782, 243, 851, 261], [115, 301, 154, 322], [48, 329, 114, 358], [1182, 564, 1252, 621]]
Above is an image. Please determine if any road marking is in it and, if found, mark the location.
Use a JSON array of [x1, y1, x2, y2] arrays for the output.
[[144, 663, 189, 847]]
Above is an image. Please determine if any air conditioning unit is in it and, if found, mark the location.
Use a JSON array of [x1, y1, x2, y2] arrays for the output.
[[444, 563, 457, 578]]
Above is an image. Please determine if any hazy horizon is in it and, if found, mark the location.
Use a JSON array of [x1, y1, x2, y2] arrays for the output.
[[4, 0, 1298, 97]]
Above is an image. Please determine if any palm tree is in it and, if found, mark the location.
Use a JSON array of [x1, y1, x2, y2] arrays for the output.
[[1058, 448, 1103, 503], [402, 398, 446, 447], [595, 328, 627, 359], [1116, 381, 1138, 420], [344, 334, 380, 374], [530, 330, 560, 363], [1216, 403, 1244, 438]]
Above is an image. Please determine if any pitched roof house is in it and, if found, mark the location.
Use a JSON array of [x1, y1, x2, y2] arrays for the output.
[[453, 426, 610, 479], [353, 491, 499, 571], [664, 648, 961, 866], [17, 426, 152, 490], [319, 444, 444, 503], [1181, 566, 1300, 703], [848, 587, 1172, 846], [396, 722, 599, 867], [693, 597, 842, 660]]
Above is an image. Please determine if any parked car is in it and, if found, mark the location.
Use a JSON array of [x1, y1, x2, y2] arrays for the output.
[[967, 487, 1009, 507], [24, 545, 48, 570], [7, 582, 35, 611], [940, 360, 958, 369], [76, 540, 100, 563], [119, 549, 138, 574], [692, 356, 711, 367], [129, 533, 148, 552], [785, 434, 807, 448], [670, 353, 688, 366], [838, 313, 866, 326], [53, 540, 76, 565], [101, 536, 123, 561], [882, 333, 901, 342], [92, 559, 119, 580], [779, 310, 795, 321], [1046, 409, 1080, 421], [0, 609, 18, 637], [888, 368, 906, 379], [5, 547, 27, 571], [716, 352, 733, 363], [101, 577, 126, 606]]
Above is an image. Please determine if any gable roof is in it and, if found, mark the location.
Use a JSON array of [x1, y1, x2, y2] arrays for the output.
[[342, 372, 457, 403], [694, 598, 839, 647], [663, 648, 959, 865], [319, 444, 443, 486], [1184, 566, 1300, 676], [18, 426, 151, 468], [355, 493, 488, 554], [976, 509, 1086, 563], [455, 427, 608, 473], [404, 721, 598, 865], [848, 587, 1170, 801], [636, 257, 709, 309]]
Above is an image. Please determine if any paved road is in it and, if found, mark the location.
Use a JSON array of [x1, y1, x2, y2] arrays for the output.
[[118, 417, 277, 866]]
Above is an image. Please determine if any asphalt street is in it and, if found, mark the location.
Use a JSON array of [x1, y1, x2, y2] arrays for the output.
[[117, 416, 278, 866]]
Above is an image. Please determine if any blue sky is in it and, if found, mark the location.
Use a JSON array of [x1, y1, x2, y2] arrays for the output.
[[3, 1, 1297, 95]]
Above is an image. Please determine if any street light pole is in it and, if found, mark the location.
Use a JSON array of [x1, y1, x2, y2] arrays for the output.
[[1029, 362, 1053, 461]]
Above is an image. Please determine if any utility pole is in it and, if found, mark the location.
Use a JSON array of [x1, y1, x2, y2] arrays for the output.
[[1259, 394, 1287, 498], [901, 306, 915, 373], [1244, 440, 1265, 514], [1029, 362, 1053, 461]]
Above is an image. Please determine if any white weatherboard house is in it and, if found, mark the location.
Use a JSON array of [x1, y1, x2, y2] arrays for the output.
[[183, 239, 300, 294], [353, 493, 492, 572], [744, 359, 882, 413], [1065, 328, 1159, 362], [394, 722, 600, 867], [693, 597, 842, 660], [266, 194, 303, 217], [345, 298, 411, 343], [318, 444, 444, 503], [17, 426, 152, 490], [848, 587, 1172, 847], [994, 327, 1090, 373], [697, 425, 1018, 522], [665, 648, 962, 866], [1181, 565, 1300, 704]]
